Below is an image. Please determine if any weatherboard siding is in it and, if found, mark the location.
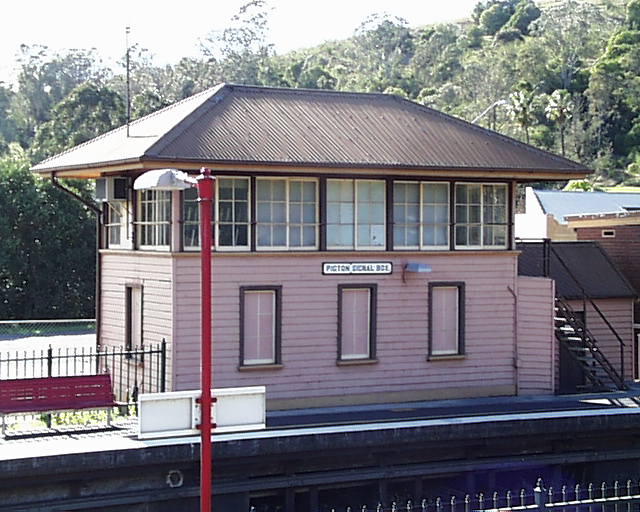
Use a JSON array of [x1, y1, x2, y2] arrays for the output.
[[100, 252, 174, 392], [567, 298, 634, 380], [172, 252, 521, 406], [517, 276, 555, 395]]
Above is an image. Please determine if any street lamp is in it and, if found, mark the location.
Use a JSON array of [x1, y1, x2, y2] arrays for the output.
[[133, 167, 215, 512], [471, 99, 509, 130]]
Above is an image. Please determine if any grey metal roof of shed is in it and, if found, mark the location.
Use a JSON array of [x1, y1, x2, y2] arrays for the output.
[[33, 83, 590, 174], [517, 241, 637, 299], [534, 190, 640, 223]]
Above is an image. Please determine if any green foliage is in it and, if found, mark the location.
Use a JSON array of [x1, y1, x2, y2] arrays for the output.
[[564, 179, 599, 191], [627, 0, 640, 28], [465, 26, 486, 48], [0, 144, 96, 319], [480, 3, 514, 35], [495, 27, 525, 42], [30, 83, 125, 162], [200, 0, 274, 84], [545, 89, 574, 155], [505, 0, 541, 35], [508, 85, 541, 144], [9, 46, 110, 147]]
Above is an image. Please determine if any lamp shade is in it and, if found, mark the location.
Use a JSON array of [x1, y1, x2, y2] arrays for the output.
[[133, 168, 196, 191]]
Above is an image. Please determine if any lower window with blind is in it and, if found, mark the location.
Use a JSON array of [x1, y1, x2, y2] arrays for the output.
[[239, 286, 282, 368], [428, 282, 465, 359], [337, 284, 377, 363]]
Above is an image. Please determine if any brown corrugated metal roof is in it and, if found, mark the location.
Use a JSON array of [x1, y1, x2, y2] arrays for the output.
[[32, 83, 589, 175]]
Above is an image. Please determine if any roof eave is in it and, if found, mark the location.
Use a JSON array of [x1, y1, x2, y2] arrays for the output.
[[30, 155, 591, 180]]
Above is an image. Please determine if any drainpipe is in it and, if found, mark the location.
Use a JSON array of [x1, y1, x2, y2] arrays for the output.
[[51, 174, 103, 349], [508, 285, 519, 395]]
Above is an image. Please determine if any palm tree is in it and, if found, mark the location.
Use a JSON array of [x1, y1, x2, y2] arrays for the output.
[[545, 89, 574, 157], [508, 88, 538, 145]]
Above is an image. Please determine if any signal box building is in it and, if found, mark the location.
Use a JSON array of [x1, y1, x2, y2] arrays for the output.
[[33, 84, 616, 408]]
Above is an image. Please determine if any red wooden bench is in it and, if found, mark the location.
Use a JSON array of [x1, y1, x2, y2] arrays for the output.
[[0, 374, 116, 437]]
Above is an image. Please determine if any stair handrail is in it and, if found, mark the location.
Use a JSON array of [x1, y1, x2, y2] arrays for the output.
[[544, 240, 626, 382], [555, 296, 625, 389]]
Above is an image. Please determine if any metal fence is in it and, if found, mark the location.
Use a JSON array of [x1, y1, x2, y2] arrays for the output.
[[0, 341, 167, 405], [252, 478, 640, 512]]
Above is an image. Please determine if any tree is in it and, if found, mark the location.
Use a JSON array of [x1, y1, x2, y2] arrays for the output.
[[350, 13, 416, 93], [532, 0, 620, 91], [0, 144, 96, 319], [30, 83, 125, 163], [0, 84, 18, 152], [200, 0, 274, 84], [9, 46, 110, 146], [505, 0, 541, 35], [545, 89, 574, 156], [587, 0, 640, 167], [508, 85, 539, 144], [480, 3, 513, 35]]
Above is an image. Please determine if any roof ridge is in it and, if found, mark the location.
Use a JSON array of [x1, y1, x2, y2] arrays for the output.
[[143, 83, 229, 158], [32, 85, 222, 170], [223, 83, 399, 100]]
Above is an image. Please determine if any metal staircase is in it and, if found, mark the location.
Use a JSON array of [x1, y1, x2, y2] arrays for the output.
[[554, 297, 626, 392]]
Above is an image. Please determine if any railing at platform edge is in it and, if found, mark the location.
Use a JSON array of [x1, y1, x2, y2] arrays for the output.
[[254, 477, 640, 512]]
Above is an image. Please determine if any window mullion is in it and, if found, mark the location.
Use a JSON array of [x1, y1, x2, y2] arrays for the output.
[[285, 180, 290, 249], [419, 182, 424, 250], [353, 180, 358, 250]]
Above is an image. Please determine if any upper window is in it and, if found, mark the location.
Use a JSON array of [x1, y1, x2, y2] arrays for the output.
[[455, 184, 507, 249], [106, 201, 127, 248], [327, 179, 385, 250], [218, 178, 250, 249], [256, 178, 318, 249], [183, 187, 200, 250], [394, 182, 449, 250], [138, 190, 171, 249]]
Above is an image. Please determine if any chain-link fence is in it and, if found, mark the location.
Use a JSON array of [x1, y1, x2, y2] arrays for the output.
[[0, 319, 95, 339]]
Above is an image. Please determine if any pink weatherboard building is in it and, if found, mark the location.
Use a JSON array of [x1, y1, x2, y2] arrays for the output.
[[32, 84, 611, 409]]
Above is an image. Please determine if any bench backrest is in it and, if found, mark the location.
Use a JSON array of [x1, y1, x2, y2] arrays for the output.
[[0, 375, 115, 413]]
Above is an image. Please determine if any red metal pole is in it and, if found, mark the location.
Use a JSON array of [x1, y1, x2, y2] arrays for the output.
[[197, 167, 215, 512]]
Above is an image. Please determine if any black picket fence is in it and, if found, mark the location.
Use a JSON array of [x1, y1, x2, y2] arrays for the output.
[[0, 340, 167, 405], [249, 478, 640, 512]]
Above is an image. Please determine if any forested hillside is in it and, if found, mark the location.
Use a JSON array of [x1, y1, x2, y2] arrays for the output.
[[1, 0, 638, 318]]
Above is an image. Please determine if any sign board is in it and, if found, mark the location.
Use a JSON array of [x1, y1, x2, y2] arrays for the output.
[[322, 262, 393, 275], [138, 386, 266, 439]]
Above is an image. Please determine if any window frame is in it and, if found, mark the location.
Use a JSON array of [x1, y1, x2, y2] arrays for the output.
[[125, 284, 143, 353], [393, 181, 450, 251], [326, 179, 386, 251], [239, 285, 282, 368], [136, 189, 172, 251], [255, 177, 319, 251], [337, 283, 377, 362], [182, 186, 211, 251], [428, 282, 465, 359], [105, 201, 128, 249], [454, 183, 508, 250], [216, 176, 251, 252]]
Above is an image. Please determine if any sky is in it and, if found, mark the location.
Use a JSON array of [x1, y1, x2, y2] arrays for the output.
[[0, 0, 479, 85]]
